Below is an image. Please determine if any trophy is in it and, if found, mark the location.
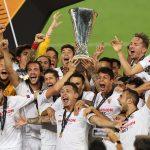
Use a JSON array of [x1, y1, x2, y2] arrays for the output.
[[69, 7, 97, 59]]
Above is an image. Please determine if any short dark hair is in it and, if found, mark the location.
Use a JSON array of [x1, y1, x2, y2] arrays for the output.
[[69, 72, 85, 84], [44, 69, 59, 78], [89, 139, 106, 150], [36, 55, 51, 66], [15, 44, 31, 57], [123, 88, 139, 106], [127, 77, 144, 88], [98, 67, 114, 79], [61, 44, 75, 55], [25, 60, 43, 73], [118, 76, 131, 84], [111, 58, 121, 68], [46, 47, 58, 59], [9, 51, 16, 61], [134, 135, 150, 150], [63, 82, 78, 93], [99, 57, 112, 68], [134, 33, 150, 49]]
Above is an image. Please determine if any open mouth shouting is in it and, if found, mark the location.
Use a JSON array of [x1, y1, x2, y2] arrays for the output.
[[128, 48, 136, 58], [29, 75, 38, 84], [1, 71, 8, 76], [50, 62, 55, 68], [129, 49, 135, 56], [99, 83, 106, 92], [62, 96, 69, 107], [63, 57, 70, 65], [0, 69, 8, 80], [47, 83, 53, 87]]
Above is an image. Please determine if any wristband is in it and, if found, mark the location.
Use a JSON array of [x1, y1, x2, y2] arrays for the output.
[[31, 42, 39, 50]]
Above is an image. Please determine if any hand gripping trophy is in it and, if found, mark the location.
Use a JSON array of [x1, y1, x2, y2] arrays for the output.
[[69, 7, 97, 59]]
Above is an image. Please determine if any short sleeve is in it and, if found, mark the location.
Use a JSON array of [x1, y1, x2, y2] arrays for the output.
[[82, 91, 95, 102], [139, 55, 150, 69], [9, 94, 34, 111]]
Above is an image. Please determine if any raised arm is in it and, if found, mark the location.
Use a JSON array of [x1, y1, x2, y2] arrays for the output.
[[28, 33, 46, 61], [111, 36, 143, 76], [0, 39, 20, 87], [35, 12, 62, 58], [46, 11, 62, 37], [45, 60, 78, 99], [0, 24, 5, 42], [134, 81, 150, 95], [92, 42, 105, 60], [81, 58, 101, 92]]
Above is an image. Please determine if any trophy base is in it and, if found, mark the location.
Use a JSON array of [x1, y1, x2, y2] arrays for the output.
[[72, 55, 89, 73], [73, 55, 89, 60]]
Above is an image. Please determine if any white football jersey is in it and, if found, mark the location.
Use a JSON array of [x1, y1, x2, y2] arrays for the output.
[[55, 108, 89, 150], [37, 91, 57, 147], [94, 91, 121, 120], [120, 105, 150, 150], [139, 55, 150, 69], [15, 81, 42, 138], [136, 55, 150, 82], [55, 67, 63, 79], [0, 94, 34, 149]]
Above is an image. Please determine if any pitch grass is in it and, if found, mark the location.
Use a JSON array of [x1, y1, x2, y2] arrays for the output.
[[42, 0, 150, 66]]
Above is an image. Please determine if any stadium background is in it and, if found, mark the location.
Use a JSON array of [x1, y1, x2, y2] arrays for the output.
[[42, 0, 150, 62], [1, 0, 150, 65]]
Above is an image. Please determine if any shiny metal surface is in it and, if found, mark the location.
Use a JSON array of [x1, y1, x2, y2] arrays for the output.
[[69, 7, 97, 58]]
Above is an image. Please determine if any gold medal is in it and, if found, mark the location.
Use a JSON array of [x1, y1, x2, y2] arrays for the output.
[[59, 109, 74, 138]]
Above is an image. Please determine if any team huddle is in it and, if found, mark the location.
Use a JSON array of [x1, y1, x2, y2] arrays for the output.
[[0, 12, 150, 150]]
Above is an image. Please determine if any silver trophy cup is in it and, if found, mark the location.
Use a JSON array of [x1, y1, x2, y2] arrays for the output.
[[69, 7, 97, 59]]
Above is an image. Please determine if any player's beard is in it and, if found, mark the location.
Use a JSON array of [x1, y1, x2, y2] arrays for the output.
[[120, 106, 127, 114]]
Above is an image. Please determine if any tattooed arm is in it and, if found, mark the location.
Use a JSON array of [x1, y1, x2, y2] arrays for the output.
[[15, 115, 52, 128]]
